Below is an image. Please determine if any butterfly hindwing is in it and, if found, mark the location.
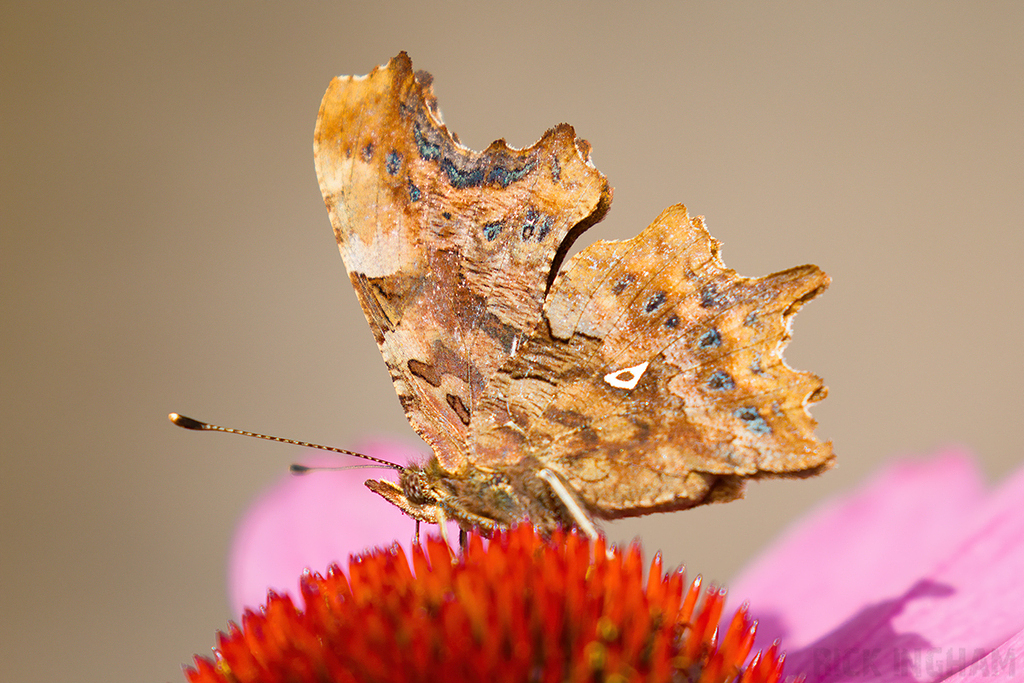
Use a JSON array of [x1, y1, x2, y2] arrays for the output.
[[473, 205, 833, 515]]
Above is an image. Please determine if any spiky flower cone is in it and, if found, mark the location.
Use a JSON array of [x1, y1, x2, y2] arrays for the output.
[[186, 525, 787, 683]]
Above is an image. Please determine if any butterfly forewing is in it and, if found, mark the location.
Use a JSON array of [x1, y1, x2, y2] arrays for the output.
[[314, 53, 611, 470]]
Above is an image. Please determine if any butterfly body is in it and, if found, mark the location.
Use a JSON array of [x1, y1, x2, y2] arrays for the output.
[[314, 53, 834, 535], [366, 458, 576, 534]]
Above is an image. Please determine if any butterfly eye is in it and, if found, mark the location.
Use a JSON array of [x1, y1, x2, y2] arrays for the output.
[[401, 469, 434, 504]]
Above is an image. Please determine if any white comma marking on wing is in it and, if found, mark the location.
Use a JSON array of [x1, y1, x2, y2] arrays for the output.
[[603, 361, 650, 390]]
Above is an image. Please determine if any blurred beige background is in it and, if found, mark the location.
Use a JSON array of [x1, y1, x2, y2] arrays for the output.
[[2, 2, 1022, 681]]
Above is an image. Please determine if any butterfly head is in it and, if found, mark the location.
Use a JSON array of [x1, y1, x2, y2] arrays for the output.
[[362, 461, 501, 534]]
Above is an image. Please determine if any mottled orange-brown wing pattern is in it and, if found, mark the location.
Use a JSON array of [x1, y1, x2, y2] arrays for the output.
[[314, 53, 610, 470], [472, 205, 832, 516], [316, 53, 832, 524]]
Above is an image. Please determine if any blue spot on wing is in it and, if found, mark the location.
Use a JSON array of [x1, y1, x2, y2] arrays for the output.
[[735, 407, 771, 435], [441, 158, 484, 188], [483, 221, 504, 241], [520, 209, 554, 241], [699, 328, 722, 348], [414, 126, 440, 160], [708, 371, 735, 390], [644, 292, 667, 313], [385, 151, 402, 175], [488, 161, 535, 188]]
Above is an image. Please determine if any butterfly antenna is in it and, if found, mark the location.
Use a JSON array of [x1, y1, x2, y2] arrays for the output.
[[168, 413, 404, 471], [290, 464, 393, 473]]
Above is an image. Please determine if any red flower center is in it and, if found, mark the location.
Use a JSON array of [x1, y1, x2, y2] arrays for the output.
[[186, 525, 788, 683]]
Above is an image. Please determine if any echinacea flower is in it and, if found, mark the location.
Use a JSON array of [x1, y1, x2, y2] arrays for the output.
[[188, 524, 784, 683], [204, 446, 1024, 682]]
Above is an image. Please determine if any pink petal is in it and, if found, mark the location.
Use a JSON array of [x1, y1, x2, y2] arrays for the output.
[[950, 627, 1024, 682], [730, 449, 986, 649], [730, 450, 1024, 683], [227, 439, 453, 616], [832, 462, 1024, 682]]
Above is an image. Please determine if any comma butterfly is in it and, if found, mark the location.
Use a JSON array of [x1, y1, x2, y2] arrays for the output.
[[313, 52, 833, 538]]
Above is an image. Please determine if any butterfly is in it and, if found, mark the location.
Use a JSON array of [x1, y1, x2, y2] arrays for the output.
[[312, 52, 833, 539]]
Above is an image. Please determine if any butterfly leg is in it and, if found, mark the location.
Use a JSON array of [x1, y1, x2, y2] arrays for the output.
[[537, 468, 599, 540], [413, 520, 421, 546], [434, 508, 457, 559], [459, 528, 468, 552]]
